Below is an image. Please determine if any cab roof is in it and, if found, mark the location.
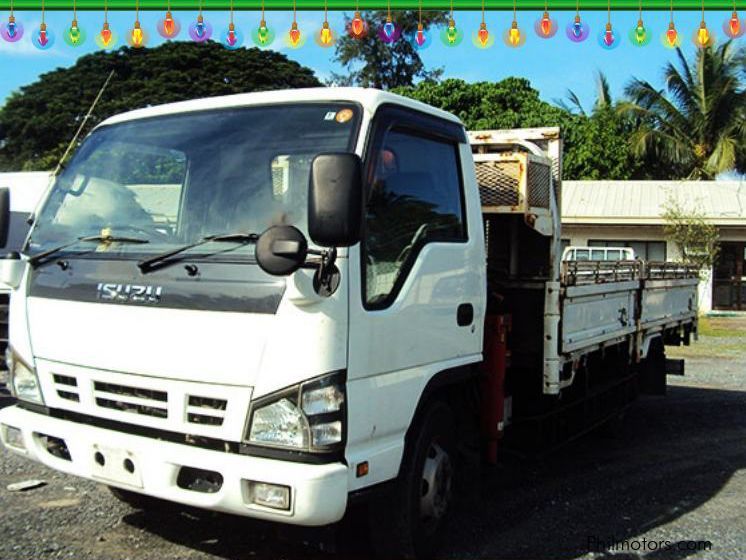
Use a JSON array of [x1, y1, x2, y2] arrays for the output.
[[98, 87, 463, 129]]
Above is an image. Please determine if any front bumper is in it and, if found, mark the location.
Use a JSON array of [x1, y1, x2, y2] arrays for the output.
[[0, 405, 348, 526]]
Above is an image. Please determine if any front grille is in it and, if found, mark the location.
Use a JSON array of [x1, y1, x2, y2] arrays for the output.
[[52, 373, 80, 402], [96, 397, 168, 418], [42, 367, 246, 436], [53, 374, 77, 387], [186, 395, 228, 427], [93, 381, 167, 402], [93, 381, 168, 419]]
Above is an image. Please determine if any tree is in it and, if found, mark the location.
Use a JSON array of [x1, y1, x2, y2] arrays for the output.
[[395, 78, 643, 180], [557, 71, 614, 116], [0, 41, 321, 171], [619, 42, 746, 180], [662, 198, 720, 270], [330, 10, 447, 90]]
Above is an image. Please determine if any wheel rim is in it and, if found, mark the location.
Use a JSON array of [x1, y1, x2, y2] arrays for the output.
[[419, 441, 453, 526]]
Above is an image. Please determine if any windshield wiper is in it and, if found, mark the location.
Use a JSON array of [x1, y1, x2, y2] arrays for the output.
[[28, 234, 150, 267], [137, 232, 259, 274]]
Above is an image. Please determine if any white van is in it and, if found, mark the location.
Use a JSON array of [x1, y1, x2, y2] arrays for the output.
[[562, 246, 635, 262]]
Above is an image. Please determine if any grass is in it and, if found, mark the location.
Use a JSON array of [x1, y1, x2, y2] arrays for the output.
[[667, 316, 746, 360], [697, 315, 746, 338]]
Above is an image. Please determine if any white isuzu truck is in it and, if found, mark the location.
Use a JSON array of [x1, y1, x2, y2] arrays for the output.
[[0, 89, 698, 558]]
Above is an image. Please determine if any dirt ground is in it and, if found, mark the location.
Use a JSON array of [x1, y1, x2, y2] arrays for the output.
[[1, 316, 745, 560]]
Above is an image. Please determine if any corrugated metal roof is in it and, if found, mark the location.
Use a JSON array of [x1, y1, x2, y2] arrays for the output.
[[562, 180, 746, 226]]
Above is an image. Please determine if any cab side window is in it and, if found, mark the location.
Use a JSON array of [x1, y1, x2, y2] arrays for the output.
[[364, 128, 466, 307]]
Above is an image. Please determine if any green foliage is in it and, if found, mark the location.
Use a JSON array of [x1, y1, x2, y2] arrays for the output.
[[395, 78, 644, 180], [0, 41, 321, 171], [330, 10, 447, 90], [619, 42, 746, 180], [662, 198, 720, 270]]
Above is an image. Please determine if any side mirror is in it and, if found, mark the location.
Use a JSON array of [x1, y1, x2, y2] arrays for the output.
[[0, 188, 9, 248], [308, 153, 363, 248], [255, 225, 308, 276]]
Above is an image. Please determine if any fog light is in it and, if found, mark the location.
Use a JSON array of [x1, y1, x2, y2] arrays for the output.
[[248, 481, 291, 510], [3, 425, 25, 451]]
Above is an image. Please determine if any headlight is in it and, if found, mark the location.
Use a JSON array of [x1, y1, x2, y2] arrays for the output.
[[249, 398, 309, 448], [9, 352, 44, 405], [247, 371, 345, 453]]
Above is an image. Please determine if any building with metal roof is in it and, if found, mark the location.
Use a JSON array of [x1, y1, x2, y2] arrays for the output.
[[561, 180, 746, 312]]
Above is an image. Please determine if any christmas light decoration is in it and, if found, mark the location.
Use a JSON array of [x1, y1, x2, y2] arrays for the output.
[[189, 0, 212, 42], [472, 0, 492, 48], [629, 0, 650, 45], [409, 0, 430, 49], [440, 0, 463, 45], [598, 0, 619, 49], [665, 22, 679, 45], [222, 0, 243, 48], [130, 20, 144, 46], [693, 0, 713, 47], [128, 0, 146, 47], [289, 21, 301, 45], [64, 0, 86, 46], [660, 0, 679, 47], [95, 0, 117, 48], [534, 1, 557, 38], [157, 0, 181, 39], [97, 21, 114, 47], [32, 0, 54, 50], [350, 10, 366, 38], [252, 0, 275, 46], [723, 0, 743, 38], [1, 0, 23, 43], [566, 0, 589, 43], [347, 0, 368, 39], [286, 0, 305, 47], [378, 0, 400, 44], [315, 0, 335, 47], [503, 0, 524, 47], [477, 22, 489, 45], [695, 20, 710, 45]]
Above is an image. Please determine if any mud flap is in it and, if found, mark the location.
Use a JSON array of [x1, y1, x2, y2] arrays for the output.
[[639, 337, 666, 395]]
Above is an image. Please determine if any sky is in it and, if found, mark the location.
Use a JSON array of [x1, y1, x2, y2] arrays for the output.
[[0, 9, 741, 111]]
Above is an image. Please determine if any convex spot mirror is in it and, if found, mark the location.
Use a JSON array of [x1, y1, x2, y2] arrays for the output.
[[255, 225, 308, 276], [308, 153, 363, 248]]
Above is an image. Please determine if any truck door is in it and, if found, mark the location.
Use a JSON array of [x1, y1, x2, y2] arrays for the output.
[[346, 106, 484, 440]]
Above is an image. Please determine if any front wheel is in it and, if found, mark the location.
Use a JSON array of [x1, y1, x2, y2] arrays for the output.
[[370, 400, 456, 559]]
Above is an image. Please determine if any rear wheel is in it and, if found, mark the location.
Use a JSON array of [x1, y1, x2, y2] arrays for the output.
[[370, 400, 456, 559]]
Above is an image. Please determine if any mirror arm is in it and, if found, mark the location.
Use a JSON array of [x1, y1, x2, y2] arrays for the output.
[[306, 247, 338, 292]]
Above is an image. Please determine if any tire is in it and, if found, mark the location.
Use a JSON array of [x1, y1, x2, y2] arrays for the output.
[[370, 400, 456, 559], [108, 486, 174, 512]]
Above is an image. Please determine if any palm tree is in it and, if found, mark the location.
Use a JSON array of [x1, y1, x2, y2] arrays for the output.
[[556, 71, 614, 116], [618, 41, 746, 180]]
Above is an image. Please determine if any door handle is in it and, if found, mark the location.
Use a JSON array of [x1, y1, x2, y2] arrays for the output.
[[457, 303, 474, 327]]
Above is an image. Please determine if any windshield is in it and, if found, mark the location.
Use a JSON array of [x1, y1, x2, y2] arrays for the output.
[[28, 103, 361, 259]]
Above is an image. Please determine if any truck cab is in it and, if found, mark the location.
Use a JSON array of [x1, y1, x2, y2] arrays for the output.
[[0, 88, 486, 555]]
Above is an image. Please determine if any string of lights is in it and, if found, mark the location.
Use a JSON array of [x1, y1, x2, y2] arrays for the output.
[[1, 1, 741, 50]]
